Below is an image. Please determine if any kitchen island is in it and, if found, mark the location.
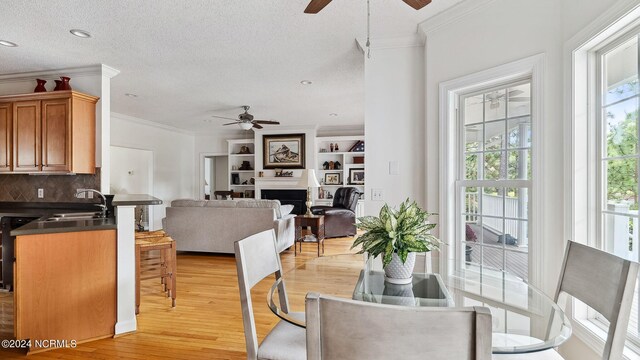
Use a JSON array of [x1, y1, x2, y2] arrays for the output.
[[1, 194, 162, 352]]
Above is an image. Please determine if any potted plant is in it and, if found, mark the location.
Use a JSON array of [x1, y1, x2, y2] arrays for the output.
[[351, 199, 439, 284]]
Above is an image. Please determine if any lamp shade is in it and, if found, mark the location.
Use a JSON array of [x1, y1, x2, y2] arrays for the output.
[[239, 122, 253, 130], [297, 169, 321, 188]]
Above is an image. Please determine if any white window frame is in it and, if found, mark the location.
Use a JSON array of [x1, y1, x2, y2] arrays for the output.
[[457, 79, 532, 277], [566, 1, 640, 358], [439, 54, 545, 287]]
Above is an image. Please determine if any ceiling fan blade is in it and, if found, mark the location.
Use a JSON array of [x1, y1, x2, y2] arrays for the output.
[[211, 115, 239, 121], [222, 122, 239, 126], [253, 120, 280, 125], [508, 97, 530, 102], [252, 123, 264, 129], [402, 0, 431, 10], [508, 89, 524, 97], [304, 0, 332, 13]]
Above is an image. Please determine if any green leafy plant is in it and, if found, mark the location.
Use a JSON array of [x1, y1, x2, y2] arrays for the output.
[[351, 199, 439, 267]]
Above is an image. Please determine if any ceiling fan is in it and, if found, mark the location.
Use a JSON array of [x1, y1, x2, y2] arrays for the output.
[[212, 106, 280, 130], [304, 0, 432, 13]]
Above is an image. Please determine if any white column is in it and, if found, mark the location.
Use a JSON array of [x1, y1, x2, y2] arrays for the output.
[[115, 205, 137, 335], [98, 65, 120, 193]]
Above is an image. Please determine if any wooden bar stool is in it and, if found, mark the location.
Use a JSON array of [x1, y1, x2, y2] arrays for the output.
[[135, 231, 177, 314]]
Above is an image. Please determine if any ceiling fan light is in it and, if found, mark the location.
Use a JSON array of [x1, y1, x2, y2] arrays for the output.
[[239, 122, 253, 130]]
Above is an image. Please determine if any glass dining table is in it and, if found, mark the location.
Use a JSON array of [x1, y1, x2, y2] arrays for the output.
[[268, 254, 572, 355]]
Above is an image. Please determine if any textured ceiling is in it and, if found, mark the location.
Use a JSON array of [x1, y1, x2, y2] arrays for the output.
[[0, 0, 461, 133]]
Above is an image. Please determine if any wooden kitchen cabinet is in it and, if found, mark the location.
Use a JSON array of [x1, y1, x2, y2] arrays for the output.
[[0, 103, 11, 172], [13, 101, 41, 172], [0, 91, 99, 174], [15, 229, 117, 349]]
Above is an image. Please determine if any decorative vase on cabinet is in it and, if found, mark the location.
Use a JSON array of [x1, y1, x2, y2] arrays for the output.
[[53, 80, 63, 91], [33, 79, 47, 93], [59, 76, 72, 90]]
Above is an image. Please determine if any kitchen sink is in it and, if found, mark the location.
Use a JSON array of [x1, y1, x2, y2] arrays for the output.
[[45, 212, 105, 222]]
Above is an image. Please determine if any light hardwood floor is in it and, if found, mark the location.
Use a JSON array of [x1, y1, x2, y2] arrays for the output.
[[0, 235, 357, 359]]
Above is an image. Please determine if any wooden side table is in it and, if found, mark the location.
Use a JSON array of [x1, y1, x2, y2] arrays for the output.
[[295, 215, 325, 256]]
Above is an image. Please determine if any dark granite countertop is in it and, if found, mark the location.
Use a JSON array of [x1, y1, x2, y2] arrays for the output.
[[11, 217, 117, 236], [112, 194, 163, 206], [0, 202, 117, 236]]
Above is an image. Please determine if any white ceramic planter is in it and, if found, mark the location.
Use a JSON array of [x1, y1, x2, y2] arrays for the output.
[[383, 252, 416, 284]]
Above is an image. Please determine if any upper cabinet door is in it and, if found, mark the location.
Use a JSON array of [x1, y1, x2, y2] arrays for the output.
[[0, 103, 11, 172], [42, 99, 71, 172], [13, 101, 41, 172]]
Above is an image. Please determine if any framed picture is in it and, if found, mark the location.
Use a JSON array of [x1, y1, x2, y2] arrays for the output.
[[349, 168, 365, 185], [324, 173, 341, 185], [263, 134, 306, 169]]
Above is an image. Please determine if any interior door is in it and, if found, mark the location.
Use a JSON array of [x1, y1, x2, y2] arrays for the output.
[[13, 101, 40, 172], [41, 99, 71, 172], [0, 103, 12, 172]]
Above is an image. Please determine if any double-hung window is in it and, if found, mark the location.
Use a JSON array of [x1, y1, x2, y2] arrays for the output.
[[458, 79, 532, 281], [593, 29, 640, 346]]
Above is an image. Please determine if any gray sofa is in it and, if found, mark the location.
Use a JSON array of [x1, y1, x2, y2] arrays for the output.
[[163, 199, 295, 253]]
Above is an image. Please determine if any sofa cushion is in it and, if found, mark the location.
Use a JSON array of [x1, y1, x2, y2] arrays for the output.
[[237, 199, 282, 218], [281, 204, 294, 217], [203, 200, 238, 208], [171, 199, 206, 207]]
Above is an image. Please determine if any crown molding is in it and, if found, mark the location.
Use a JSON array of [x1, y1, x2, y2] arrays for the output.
[[101, 64, 121, 79], [0, 64, 120, 83], [111, 112, 195, 136], [317, 124, 364, 137], [418, 0, 496, 35], [355, 34, 424, 53]]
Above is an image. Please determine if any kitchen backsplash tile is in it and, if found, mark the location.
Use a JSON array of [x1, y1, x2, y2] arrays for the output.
[[0, 169, 101, 202]]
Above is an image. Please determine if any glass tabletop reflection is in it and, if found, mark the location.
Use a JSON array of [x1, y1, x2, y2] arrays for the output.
[[268, 254, 571, 354]]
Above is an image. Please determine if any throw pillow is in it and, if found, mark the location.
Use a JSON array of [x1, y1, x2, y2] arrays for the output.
[[280, 204, 294, 217]]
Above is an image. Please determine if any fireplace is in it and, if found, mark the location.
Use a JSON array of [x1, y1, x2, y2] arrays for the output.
[[262, 189, 307, 215]]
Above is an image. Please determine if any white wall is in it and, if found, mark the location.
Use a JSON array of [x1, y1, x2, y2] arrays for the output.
[[111, 113, 195, 229], [364, 45, 425, 216], [215, 156, 228, 191]]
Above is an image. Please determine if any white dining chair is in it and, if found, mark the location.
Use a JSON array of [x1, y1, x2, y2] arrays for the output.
[[234, 229, 306, 360], [495, 240, 639, 360], [305, 292, 493, 360]]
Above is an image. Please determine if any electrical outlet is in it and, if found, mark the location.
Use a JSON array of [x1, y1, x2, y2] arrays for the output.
[[371, 188, 384, 201], [87, 191, 93, 199], [37, 188, 44, 198]]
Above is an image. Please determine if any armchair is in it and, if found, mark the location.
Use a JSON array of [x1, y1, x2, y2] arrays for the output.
[[311, 187, 360, 238]]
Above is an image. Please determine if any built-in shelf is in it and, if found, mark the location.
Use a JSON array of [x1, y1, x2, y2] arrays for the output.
[[318, 151, 364, 156], [228, 139, 256, 198]]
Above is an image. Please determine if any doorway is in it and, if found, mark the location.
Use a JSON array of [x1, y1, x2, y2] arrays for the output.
[[201, 154, 228, 200], [110, 146, 154, 228]]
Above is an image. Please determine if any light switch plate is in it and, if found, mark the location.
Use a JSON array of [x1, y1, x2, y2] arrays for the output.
[[37, 188, 44, 198], [389, 161, 399, 175], [371, 188, 384, 201]]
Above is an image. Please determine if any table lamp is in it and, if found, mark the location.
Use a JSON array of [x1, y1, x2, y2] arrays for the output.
[[297, 169, 321, 216]]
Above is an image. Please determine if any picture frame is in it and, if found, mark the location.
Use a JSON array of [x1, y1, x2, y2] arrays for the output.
[[324, 173, 341, 185], [349, 168, 365, 185], [263, 134, 306, 169]]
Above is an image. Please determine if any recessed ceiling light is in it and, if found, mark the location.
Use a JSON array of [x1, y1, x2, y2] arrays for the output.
[[300, 80, 313, 85], [0, 40, 18, 47], [125, 93, 138, 98], [70, 29, 92, 38], [329, 113, 338, 117], [203, 119, 212, 123]]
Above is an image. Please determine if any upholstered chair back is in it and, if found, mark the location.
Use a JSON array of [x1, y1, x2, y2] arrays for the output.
[[332, 187, 360, 211]]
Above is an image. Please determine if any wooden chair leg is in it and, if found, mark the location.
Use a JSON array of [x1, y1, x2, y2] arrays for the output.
[[160, 249, 167, 291], [170, 241, 177, 307], [135, 243, 141, 315]]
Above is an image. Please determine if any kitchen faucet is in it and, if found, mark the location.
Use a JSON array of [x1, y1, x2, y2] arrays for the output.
[[75, 189, 108, 218]]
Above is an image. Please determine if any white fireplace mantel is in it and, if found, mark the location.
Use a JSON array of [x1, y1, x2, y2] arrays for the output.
[[254, 177, 305, 198]]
